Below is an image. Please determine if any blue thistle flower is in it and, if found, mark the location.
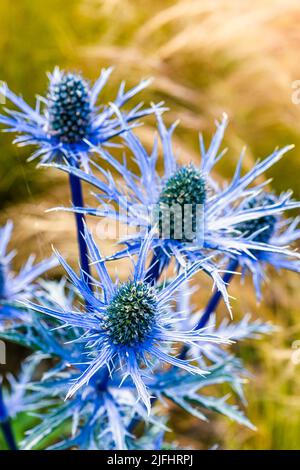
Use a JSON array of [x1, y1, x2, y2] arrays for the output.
[[232, 192, 300, 298], [47, 72, 92, 144], [0, 67, 158, 170], [0, 259, 266, 449], [157, 164, 206, 242], [235, 193, 277, 244], [49, 111, 300, 303], [105, 282, 158, 346], [2, 281, 256, 450], [26, 226, 227, 413], [0, 221, 57, 327], [1, 282, 168, 450]]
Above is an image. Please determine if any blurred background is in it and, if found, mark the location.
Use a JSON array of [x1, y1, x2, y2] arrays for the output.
[[1, 0, 300, 449]]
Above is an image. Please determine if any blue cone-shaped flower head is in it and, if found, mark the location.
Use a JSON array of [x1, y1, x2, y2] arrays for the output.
[[0, 220, 57, 327], [28, 226, 227, 413], [232, 191, 300, 298], [0, 67, 159, 170], [105, 282, 157, 346], [235, 193, 277, 244], [50, 109, 300, 302], [46, 71, 92, 144], [157, 164, 206, 242]]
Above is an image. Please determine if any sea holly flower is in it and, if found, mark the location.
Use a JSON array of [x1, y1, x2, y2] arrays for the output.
[[235, 193, 278, 244], [210, 190, 300, 298], [0, 278, 208, 450], [0, 68, 161, 293], [49, 111, 300, 301], [26, 226, 227, 413], [0, 277, 266, 450], [231, 192, 300, 298], [0, 67, 158, 170], [0, 221, 57, 327]]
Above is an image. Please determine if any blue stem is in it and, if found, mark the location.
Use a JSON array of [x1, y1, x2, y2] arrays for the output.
[[146, 247, 170, 285], [68, 161, 92, 292], [95, 368, 110, 391], [0, 383, 17, 450], [68, 160, 111, 387]]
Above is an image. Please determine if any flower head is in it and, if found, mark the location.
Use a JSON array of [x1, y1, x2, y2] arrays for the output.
[[157, 164, 206, 242], [0, 281, 167, 450], [50, 110, 300, 301], [233, 192, 300, 298], [47, 72, 92, 144], [235, 193, 277, 244], [27, 226, 226, 412], [105, 281, 157, 346], [0, 67, 158, 170]]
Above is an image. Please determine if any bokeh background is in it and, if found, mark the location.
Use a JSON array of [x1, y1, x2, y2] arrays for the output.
[[1, 0, 300, 449]]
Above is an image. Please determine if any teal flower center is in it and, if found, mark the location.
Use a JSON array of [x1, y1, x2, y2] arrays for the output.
[[157, 165, 206, 242], [236, 194, 277, 243], [105, 282, 158, 346], [47, 73, 92, 144]]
